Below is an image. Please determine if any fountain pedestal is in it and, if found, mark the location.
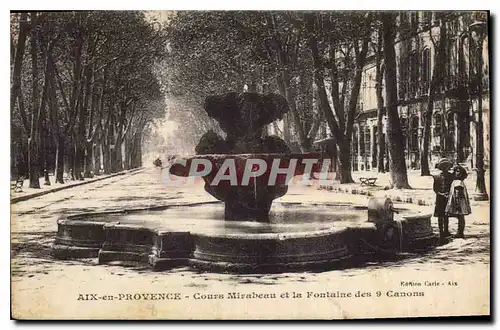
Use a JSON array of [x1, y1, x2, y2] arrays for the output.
[[169, 153, 323, 222], [224, 198, 273, 221]]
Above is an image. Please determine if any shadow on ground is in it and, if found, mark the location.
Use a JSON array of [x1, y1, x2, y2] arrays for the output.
[[11, 231, 96, 278]]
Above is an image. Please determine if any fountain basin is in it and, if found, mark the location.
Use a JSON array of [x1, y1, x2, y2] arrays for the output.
[[52, 200, 437, 273], [190, 228, 355, 273]]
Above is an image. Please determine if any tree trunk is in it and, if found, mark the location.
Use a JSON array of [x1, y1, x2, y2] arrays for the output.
[[385, 133, 390, 172], [48, 54, 64, 184], [105, 107, 115, 173], [39, 59, 51, 186], [41, 127, 51, 186], [420, 97, 435, 176], [28, 137, 40, 188], [74, 145, 84, 180], [376, 107, 385, 173], [74, 72, 89, 180], [306, 13, 370, 183], [103, 144, 111, 174], [28, 12, 41, 189], [308, 35, 354, 183], [276, 74, 305, 149], [93, 142, 101, 175], [110, 146, 117, 173], [55, 135, 65, 183], [115, 138, 123, 171], [92, 70, 106, 176], [134, 133, 143, 168], [456, 110, 468, 163], [11, 13, 29, 133], [80, 64, 94, 178], [266, 13, 307, 151], [110, 135, 123, 173], [68, 139, 76, 180], [337, 141, 354, 183], [111, 99, 130, 173], [282, 114, 291, 144], [382, 13, 411, 189], [456, 32, 469, 163], [124, 138, 131, 170], [375, 32, 386, 173], [84, 141, 94, 177], [421, 16, 447, 175]]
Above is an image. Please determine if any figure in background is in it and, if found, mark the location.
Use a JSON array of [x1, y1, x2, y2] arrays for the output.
[[445, 165, 471, 239], [153, 157, 162, 168], [433, 158, 454, 241]]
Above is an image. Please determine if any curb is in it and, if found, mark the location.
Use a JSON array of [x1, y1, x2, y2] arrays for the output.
[[318, 184, 433, 206], [10, 167, 145, 204]]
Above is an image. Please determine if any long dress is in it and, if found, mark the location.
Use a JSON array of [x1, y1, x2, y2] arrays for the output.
[[445, 180, 472, 216]]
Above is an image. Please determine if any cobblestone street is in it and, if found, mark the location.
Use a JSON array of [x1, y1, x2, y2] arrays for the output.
[[11, 167, 490, 319]]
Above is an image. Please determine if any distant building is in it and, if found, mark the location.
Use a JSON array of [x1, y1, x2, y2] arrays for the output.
[[353, 12, 489, 172]]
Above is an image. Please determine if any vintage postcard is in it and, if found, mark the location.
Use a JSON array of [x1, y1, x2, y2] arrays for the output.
[[10, 10, 490, 320]]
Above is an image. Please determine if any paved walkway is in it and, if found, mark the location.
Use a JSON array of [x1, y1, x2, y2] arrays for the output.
[[10, 168, 144, 204], [318, 169, 490, 207]]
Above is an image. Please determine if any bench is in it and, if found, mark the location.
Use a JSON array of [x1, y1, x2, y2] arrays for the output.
[[11, 177, 25, 193], [360, 177, 377, 186], [63, 170, 74, 182]]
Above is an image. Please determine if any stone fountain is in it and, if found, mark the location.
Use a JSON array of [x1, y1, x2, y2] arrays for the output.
[[169, 92, 321, 221], [52, 92, 437, 273]]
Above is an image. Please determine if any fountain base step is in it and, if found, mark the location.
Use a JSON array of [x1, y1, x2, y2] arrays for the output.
[[148, 255, 190, 270], [97, 226, 194, 268], [98, 249, 150, 265], [52, 244, 100, 259], [97, 250, 191, 269], [188, 255, 353, 273], [53, 219, 106, 259]]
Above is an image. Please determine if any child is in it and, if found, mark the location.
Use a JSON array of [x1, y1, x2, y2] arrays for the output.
[[433, 158, 454, 240], [445, 165, 471, 238]]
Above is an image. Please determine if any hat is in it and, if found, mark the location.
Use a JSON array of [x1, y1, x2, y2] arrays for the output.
[[453, 164, 468, 180], [435, 158, 453, 171]]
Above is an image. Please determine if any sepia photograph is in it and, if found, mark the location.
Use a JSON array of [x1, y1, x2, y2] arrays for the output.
[[9, 8, 491, 320]]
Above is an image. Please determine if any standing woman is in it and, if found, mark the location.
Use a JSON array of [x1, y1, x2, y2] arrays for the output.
[[445, 165, 471, 238]]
